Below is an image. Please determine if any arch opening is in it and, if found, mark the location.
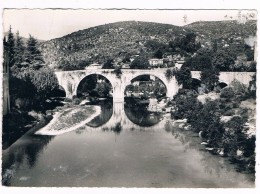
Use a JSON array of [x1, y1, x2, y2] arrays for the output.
[[218, 82, 228, 89], [76, 74, 113, 100], [124, 74, 166, 127], [124, 74, 167, 100], [77, 74, 114, 127]]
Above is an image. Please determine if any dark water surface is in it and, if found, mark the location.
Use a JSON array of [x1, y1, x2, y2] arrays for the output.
[[2, 101, 254, 187]]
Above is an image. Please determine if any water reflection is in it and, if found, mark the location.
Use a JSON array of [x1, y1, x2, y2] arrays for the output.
[[86, 99, 113, 127], [124, 98, 162, 127], [165, 120, 255, 182], [2, 133, 54, 185], [2, 100, 254, 187]]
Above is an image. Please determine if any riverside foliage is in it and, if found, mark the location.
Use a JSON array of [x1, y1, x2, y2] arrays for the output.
[[171, 82, 256, 173], [4, 27, 59, 110]]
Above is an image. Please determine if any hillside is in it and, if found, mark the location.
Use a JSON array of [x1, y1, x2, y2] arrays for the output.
[[39, 21, 192, 68], [39, 20, 257, 69], [184, 20, 257, 46]]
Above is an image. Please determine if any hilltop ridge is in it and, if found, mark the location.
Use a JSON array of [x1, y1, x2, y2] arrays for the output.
[[39, 20, 257, 68]]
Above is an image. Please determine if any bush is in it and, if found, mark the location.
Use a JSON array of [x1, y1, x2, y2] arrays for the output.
[[232, 102, 240, 108], [230, 79, 248, 96], [165, 69, 173, 80], [223, 116, 248, 157], [174, 67, 192, 89], [200, 67, 219, 91], [72, 98, 80, 105], [220, 87, 235, 99], [223, 109, 235, 116], [171, 89, 201, 121]]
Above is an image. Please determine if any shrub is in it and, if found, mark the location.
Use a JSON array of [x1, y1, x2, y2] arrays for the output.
[[223, 109, 235, 116], [232, 102, 240, 108], [171, 89, 201, 120], [220, 87, 235, 99], [165, 69, 173, 80], [174, 67, 192, 89], [223, 116, 248, 157], [72, 98, 80, 105], [230, 79, 248, 96], [113, 66, 122, 78], [200, 67, 219, 91]]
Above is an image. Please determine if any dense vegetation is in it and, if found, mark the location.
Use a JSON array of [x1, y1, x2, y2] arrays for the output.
[[38, 20, 256, 71], [4, 27, 59, 111], [170, 76, 256, 173]]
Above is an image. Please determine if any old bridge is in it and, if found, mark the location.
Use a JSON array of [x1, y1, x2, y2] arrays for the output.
[[55, 68, 254, 103]]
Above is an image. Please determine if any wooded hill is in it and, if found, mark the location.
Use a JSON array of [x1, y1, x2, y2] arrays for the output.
[[38, 20, 257, 69]]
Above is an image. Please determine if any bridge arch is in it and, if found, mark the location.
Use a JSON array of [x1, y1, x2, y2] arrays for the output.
[[76, 74, 113, 98], [125, 74, 167, 98]]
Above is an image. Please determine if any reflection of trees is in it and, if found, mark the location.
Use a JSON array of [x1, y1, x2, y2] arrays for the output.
[[165, 120, 233, 177], [102, 122, 122, 134], [2, 134, 54, 186], [124, 99, 161, 127]]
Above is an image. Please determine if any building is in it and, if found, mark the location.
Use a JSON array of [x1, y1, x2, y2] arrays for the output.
[[122, 63, 130, 69], [148, 58, 163, 67]]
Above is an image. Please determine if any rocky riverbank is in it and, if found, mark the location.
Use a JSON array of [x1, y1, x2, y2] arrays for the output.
[[169, 88, 256, 175]]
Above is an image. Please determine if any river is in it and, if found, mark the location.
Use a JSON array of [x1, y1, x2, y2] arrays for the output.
[[2, 100, 254, 187]]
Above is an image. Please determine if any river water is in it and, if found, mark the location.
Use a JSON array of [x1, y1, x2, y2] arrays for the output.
[[2, 100, 254, 187]]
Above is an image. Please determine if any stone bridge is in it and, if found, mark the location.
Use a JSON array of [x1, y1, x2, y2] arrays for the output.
[[55, 68, 180, 102], [55, 68, 255, 103]]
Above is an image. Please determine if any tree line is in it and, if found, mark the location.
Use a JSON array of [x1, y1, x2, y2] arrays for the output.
[[3, 27, 59, 111]]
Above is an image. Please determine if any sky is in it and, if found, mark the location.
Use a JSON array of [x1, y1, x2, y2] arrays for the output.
[[2, 9, 257, 41]]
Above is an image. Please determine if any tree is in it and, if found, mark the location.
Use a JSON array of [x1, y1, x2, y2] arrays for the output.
[[212, 49, 235, 71], [174, 66, 192, 89], [191, 100, 224, 145], [170, 32, 200, 54], [94, 82, 111, 97], [125, 84, 134, 92], [28, 67, 59, 101], [3, 36, 9, 72], [153, 49, 163, 59], [6, 26, 15, 67], [102, 59, 114, 69], [113, 65, 122, 78], [24, 35, 44, 69], [172, 89, 201, 120], [14, 31, 25, 68], [184, 48, 213, 71], [165, 69, 173, 81], [130, 56, 150, 69], [223, 116, 248, 157], [9, 73, 36, 104], [200, 67, 220, 91]]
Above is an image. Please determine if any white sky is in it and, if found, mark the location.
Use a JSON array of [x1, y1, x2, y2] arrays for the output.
[[2, 9, 257, 40]]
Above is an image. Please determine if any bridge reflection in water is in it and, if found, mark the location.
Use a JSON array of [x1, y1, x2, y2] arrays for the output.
[[2, 99, 255, 187], [76, 101, 167, 134]]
